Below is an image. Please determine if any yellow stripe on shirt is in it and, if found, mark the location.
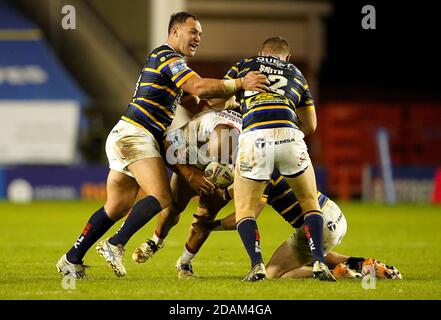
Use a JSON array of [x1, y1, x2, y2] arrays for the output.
[[121, 116, 147, 131], [171, 68, 190, 82], [293, 77, 305, 88], [176, 70, 197, 87], [140, 83, 177, 97], [129, 103, 166, 131], [144, 68, 161, 74], [157, 57, 180, 72], [243, 105, 295, 119], [243, 120, 296, 132], [134, 98, 173, 118], [291, 87, 301, 101]]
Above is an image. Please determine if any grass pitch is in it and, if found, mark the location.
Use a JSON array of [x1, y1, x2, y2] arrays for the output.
[[0, 200, 440, 300]]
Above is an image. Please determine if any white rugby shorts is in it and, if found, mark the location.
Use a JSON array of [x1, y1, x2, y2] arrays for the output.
[[236, 127, 310, 180], [105, 120, 161, 177]]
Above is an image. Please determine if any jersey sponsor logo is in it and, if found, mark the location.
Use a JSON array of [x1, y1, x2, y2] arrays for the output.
[[256, 56, 286, 68], [169, 59, 187, 76], [275, 138, 295, 145], [246, 93, 289, 108]]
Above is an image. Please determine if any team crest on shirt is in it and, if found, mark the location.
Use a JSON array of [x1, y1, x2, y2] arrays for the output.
[[169, 59, 187, 75]]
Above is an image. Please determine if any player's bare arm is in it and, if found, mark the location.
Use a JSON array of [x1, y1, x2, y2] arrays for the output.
[[162, 138, 215, 195], [296, 106, 317, 136], [180, 70, 270, 99]]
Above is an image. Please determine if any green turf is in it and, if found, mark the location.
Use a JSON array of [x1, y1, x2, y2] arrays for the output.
[[0, 200, 440, 300]]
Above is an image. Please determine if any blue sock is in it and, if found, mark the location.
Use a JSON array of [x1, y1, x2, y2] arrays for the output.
[[109, 195, 162, 247], [237, 218, 263, 267], [304, 212, 325, 263], [66, 207, 114, 264]]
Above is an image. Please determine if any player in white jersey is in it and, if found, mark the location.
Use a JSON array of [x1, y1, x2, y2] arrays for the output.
[[131, 104, 242, 278]]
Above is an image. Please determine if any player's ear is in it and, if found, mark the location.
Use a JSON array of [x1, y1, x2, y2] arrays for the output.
[[286, 54, 291, 62], [172, 25, 179, 38], [258, 51, 262, 56]]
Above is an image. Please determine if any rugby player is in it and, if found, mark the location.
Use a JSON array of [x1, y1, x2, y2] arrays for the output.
[[131, 105, 241, 278], [194, 173, 402, 280], [56, 11, 269, 279], [223, 37, 333, 281]]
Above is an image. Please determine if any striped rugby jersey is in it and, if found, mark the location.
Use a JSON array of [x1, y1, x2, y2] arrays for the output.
[[224, 56, 315, 133], [262, 170, 329, 229], [121, 44, 197, 141]]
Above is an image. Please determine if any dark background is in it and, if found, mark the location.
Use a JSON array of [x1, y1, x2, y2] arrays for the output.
[[321, 0, 441, 99]]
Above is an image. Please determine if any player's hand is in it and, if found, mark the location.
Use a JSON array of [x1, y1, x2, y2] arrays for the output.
[[187, 169, 216, 195], [241, 71, 270, 93]]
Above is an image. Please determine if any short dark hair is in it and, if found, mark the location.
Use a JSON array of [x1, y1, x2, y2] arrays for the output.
[[168, 12, 198, 34], [261, 37, 290, 55]]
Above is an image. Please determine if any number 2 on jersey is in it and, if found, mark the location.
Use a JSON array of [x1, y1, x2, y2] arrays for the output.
[[268, 74, 288, 96]]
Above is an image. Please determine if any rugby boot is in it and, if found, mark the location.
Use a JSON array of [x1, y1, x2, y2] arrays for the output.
[[332, 262, 363, 279], [96, 239, 126, 277], [241, 263, 266, 282], [132, 239, 163, 263], [362, 258, 402, 279], [56, 254, 88, 279], [176, 257, 196, 279], [312, 261, 337, 281]]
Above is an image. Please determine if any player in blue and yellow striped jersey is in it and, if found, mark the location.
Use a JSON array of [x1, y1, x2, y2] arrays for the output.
[[224, 52, 315, 136], [217, 37, 332, 281], [56, 12, 269, 279]]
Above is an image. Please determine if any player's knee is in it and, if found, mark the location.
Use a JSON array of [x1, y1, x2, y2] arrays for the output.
[[265, 264, 282, 279], [104, 201, 132, 220], [151, 193, 172, 210]]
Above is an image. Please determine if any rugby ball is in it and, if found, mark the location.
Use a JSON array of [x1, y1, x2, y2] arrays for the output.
[[204, 162, 234, 188]]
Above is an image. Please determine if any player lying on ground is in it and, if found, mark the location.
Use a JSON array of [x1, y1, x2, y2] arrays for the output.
[[193, 172, 402, 280]]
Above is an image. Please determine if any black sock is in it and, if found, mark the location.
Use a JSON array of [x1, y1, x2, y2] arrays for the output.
[[108, 195, 162, 247], [304, 212, 325, 264], [346, 257, 366, 272], [66, 207, 114, 264], [237, 218, 263, 267]]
